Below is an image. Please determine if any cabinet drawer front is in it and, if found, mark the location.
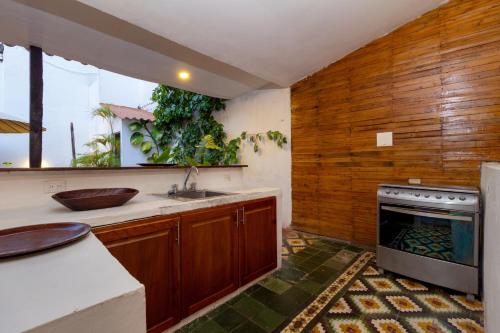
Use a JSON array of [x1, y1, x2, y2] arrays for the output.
[[93, 216, 179, 243]]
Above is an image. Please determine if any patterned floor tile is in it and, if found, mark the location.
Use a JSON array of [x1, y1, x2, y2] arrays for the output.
[[309, 322, 327, 333], [415, 294, 460, 313], [396, 278, 428, 291], [328, 318, 371, 333], [448, 318, 484, 333], [288, 239, 307, 247], [362, 266, 380, 276], [406, 318, 452, 333], [385, 295, 422, 313], [348, 279, 368, 292], [350, 295, 391, 314], [365, 277, 401, 292], [371, 318, 409, 333], [450, 295, 483, 312], [328, 297, 352, 314]]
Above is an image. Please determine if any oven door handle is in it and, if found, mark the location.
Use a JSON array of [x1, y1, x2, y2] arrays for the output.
[[380, 205, 473, 222]]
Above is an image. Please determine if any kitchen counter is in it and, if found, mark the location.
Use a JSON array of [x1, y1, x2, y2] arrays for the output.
[[1, 187, 281, 229], [0, 233, 146, 333], [0, 187, 281, 333]]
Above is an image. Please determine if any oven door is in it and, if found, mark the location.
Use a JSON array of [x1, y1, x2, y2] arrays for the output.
[[378, 204, 478, 266]]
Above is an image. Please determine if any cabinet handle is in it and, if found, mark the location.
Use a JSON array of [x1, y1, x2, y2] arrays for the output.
[[176, 222, 180, 245], [242, 207, 245, 225], [236, 209, 239, 228]]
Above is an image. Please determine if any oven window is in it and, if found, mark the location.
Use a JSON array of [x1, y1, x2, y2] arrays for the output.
[[379, 204, 475, 266]]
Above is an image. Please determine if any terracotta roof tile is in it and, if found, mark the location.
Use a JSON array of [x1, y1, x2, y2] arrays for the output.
[[101, 103, 154, 121]]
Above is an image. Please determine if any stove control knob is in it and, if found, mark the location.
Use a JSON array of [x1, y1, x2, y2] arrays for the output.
[[385, 190, 391, 194], [436, 195, 442, 199], [448, 195, 455, 200], [394, 191, 399, 195], [415, 193, 420, 197], [459, 196, 466, 201], [424, 194, 430, 198]]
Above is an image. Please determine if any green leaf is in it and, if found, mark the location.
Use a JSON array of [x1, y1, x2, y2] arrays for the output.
[[128, 121, 143, 132], [155, 148, 171, 163], [130, 132, 144, 145], [266, 130, 273, 140], [141, 141, 153, 153], [240, 131, 247, 139], [151, 127, 163, 141], [253, 144, 259, 153]]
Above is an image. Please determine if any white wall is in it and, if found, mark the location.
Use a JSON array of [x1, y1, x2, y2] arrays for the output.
[[481, 162, 500, 332], [0, 168, 245, 211], [216, 88, 291, 227]]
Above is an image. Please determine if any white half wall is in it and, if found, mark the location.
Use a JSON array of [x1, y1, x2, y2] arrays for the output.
[[216, 88, 291, 227], [481, 162, 500, 332]]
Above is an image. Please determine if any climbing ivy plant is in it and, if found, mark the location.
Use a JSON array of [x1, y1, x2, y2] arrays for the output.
[[130, 85, 288, 166]]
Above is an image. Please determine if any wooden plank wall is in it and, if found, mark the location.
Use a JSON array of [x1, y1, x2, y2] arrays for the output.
[[291, 0, 500, 246]]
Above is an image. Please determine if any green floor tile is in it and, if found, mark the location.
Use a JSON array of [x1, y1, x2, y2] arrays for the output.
[[213, 308, 245, 331], [193, 320, 227, 333], [281, 286, 311, 306], [265, 293, 302, 316], [323, 257, 349, 270], [232, 295, 266, 319], [231, 320, 266, 333], [295, 279, 322, 294], [259, 277, 292, 294], [296, 257, 324, 271], [273, 267, 305, 283], [251, 308, 286, 332], [307, 265, 338, 284], [207, 303, 230, 319], [334, 249, 357, 263]]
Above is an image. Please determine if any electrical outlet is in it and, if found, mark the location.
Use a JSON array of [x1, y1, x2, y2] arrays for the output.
[[43, 180, 67, 193]]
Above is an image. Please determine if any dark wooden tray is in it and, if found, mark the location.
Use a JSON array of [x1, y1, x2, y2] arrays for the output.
[[52, 188, 139, 211], [137, 163, 177, 167], [0, 223, 91, 258]]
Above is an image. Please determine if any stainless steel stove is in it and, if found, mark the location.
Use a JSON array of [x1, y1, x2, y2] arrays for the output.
[[377, 183, 481, 297]]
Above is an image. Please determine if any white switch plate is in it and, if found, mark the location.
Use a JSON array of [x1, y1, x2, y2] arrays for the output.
[[377, 132, 393, 147], [43, 180, 67, 193], [408, 178, 422, 185]]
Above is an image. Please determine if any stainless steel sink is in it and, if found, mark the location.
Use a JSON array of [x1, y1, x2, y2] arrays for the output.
[[153, 190, 231, 201]]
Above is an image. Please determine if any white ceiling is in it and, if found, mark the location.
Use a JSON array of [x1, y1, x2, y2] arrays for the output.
[[2, 0, 271, 98], [78, 0, 446, 87]]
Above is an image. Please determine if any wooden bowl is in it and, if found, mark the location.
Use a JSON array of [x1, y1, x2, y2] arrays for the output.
[[52, 188, 139, 211]]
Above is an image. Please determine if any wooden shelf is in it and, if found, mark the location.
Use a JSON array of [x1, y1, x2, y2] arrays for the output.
[[0, 165, 248, 172]]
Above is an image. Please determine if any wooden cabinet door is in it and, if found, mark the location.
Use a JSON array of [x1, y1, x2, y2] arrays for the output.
[[239, 197, 277, 285], [93, 216, 180, 333], [181, 204, 239, 316]]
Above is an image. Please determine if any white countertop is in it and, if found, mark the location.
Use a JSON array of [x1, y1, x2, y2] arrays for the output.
[[2, 187, 280, 229], [0, 233, 146, 333], [0, 187, 280, 333]]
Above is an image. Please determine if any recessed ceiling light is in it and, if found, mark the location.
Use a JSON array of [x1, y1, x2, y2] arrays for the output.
[[178, 70, 190, 80]]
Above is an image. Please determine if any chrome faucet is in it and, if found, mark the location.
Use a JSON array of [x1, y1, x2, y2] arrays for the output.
[[183, 166, 199, 191]]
